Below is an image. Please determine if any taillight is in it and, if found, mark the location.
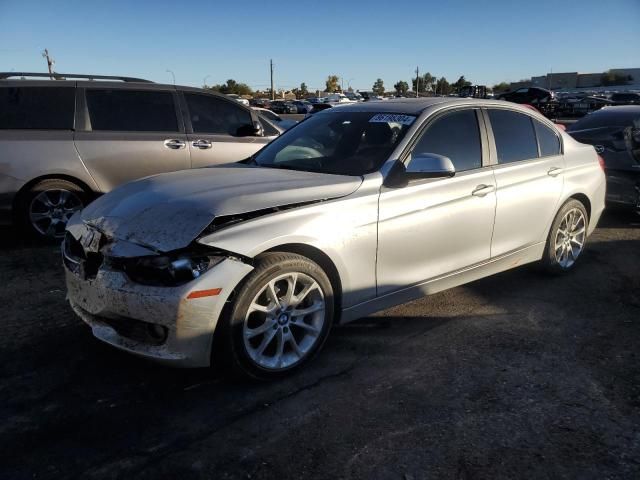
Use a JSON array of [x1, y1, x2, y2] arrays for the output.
[[597, 155, 605, 171]]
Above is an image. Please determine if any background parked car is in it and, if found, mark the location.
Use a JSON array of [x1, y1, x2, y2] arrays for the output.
[[253, 107, 298, 129], [0, 72, 278, 238], [250, 98, 271, 109], [497, 86, 555, 105], [610, 92, 640, 105], [269, 100, 297, 114], [226, 94, 250, 106], [567, 105, 640, 210], [291, 100, 312, 114]]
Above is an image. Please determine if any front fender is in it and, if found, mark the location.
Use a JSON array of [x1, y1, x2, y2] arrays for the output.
[[197, 178, 382, 308]]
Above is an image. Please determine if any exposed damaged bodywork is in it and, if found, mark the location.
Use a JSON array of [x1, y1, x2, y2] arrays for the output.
[[63, 163, 368, 367], [78, 164, 362, 252]]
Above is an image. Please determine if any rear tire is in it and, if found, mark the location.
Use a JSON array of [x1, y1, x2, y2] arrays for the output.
[[18, 179, 87, 240], [218, 252, 334, 380], [541, 199, 589, 274]]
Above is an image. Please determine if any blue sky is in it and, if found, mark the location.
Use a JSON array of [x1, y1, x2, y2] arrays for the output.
[[1, 0, 638, 92]]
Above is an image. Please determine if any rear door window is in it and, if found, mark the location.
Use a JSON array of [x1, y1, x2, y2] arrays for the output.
[[184, 93, 253, 136], [488, 109, 539, 163], [85, 89, 179, 132], [534, 120, 561, 157], [0, 86, 75, 129]]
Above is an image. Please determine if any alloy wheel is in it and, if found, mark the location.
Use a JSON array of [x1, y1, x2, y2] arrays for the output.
[[243, 272, 326, 370], [29, 189, 83, 238], [554, 207, 586, 268]]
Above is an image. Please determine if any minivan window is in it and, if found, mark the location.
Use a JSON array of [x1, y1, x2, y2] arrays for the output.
[[534, 120, 561, 157], [184, 93, 253, 136], [0, 87, 75, 130], [488, 109, 538, 163], [410, 109, 482, 172], [86, 89, 178, 132]]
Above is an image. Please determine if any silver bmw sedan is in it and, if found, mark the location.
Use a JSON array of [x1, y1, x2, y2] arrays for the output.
[[63, 98, 606, 379]]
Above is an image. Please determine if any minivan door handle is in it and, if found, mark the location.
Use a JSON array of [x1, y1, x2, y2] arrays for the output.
[[547, 167, 564, 177], [163, 139, 186, 150], [471, 184, 496, 197], [192, 139, 213, 149]]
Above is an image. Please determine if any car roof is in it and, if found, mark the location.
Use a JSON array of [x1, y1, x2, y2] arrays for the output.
[[327, 97, 523, 115]]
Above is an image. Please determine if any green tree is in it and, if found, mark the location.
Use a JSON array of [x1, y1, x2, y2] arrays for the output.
[[300, 82, 309, 97], [209, 79, 253, 96], [372, 78, 385, 96], [601, 70, 631, 86], [435, 77, 451, 95], [492, 82, 510, 92], [394, 80, 409, 95], [325, 75, 340, 92], [453, 75, 472, 93], [412, 72, 435, 94]]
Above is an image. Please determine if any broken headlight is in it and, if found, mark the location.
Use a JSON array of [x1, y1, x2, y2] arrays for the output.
[[120, 252, 225, 286]]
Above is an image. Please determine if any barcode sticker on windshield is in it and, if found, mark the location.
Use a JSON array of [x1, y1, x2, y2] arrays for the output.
[[369, 114, 416, 125]]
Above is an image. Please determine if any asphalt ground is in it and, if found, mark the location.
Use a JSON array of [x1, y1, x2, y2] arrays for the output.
[[1, 210, 639, 479]]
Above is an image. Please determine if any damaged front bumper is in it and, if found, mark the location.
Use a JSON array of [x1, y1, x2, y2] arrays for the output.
[[63, 227, 253, 367]]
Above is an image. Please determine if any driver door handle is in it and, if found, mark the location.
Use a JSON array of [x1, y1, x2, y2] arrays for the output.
[[192, 139, 212, 149], [547, 167, 564, 177], [472, 184, 496, 197], [163, 139, 186, 150]]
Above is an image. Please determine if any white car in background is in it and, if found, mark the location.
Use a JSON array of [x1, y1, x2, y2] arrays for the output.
[[227, 94, 250, 106], [253, 107, 298, 130]]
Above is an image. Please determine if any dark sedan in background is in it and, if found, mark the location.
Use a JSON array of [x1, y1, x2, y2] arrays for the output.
[[568, 106, 640, 210]]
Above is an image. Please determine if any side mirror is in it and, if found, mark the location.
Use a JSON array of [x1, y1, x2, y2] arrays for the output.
[[405, 153, 456, 179], [236, 121, 263, 137]]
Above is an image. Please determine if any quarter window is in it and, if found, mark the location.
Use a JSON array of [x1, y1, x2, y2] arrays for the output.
[[185, 93, 253, 136], [0, 87, 75, 130], [86, 90, 178, 132], [488, 109, 538, 163], [410, 109, 482, 172], [534, 120, 561, 157]]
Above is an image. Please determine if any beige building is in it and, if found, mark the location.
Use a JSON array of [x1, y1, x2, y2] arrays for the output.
[[512, 67, 640, 91]]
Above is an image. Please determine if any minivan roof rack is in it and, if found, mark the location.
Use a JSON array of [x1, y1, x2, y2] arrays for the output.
[[0, 72, 153, 83]]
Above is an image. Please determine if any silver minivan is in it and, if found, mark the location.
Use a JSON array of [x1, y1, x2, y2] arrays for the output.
[[0, 72, 280, 238]]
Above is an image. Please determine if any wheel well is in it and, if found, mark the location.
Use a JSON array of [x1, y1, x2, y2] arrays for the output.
[[265, 243, 343, 323], [14, 174, 96, 211], [569, 193, 591, 219]]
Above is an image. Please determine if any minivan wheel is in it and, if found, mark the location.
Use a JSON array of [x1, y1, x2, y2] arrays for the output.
[[542, 199, 589, 274], [21, 179, 86, 239], [221, 252, 334, 380]]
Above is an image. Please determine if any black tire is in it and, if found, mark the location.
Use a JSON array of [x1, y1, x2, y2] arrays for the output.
[[18, 178, 87, 240], [218, 252, 334, 380], [541, 199, 589, 274]]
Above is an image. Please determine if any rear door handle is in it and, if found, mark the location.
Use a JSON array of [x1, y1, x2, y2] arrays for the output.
[[471, 184, 496, 197], [547, 167, 564, 177], [192, 139, 213, 149], [163, 139, 186, 150]]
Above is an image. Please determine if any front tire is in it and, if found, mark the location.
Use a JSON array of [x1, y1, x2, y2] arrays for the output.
[[19, 179, 86, 240], [220, 252, 334, 380], [541, 199, 589, 274]]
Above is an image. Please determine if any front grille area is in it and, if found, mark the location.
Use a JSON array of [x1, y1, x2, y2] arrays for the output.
[[62, 232, 104, 280]]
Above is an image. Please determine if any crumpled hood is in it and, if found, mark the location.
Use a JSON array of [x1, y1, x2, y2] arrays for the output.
[[80, 165, 362, 252]]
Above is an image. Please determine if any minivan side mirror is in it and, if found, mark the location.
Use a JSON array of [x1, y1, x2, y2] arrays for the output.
[[405, 153, 456, 179], [236, 121, 264, 137]]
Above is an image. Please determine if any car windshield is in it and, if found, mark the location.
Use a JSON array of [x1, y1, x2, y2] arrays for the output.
[[253, 111, 416, 176]]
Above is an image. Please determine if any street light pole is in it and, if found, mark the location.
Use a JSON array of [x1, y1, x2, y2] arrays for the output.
[[166, 69, 175, 85], [203, 74, 211, 88]]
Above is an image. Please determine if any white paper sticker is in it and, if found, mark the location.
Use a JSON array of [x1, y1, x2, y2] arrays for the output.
[[369, 113, 416, 125]]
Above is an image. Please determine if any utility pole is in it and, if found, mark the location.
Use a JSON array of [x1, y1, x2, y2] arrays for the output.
[[42, 49, 55, 79], [270, 59, 275, 101], [415, 66, 419, 98]]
